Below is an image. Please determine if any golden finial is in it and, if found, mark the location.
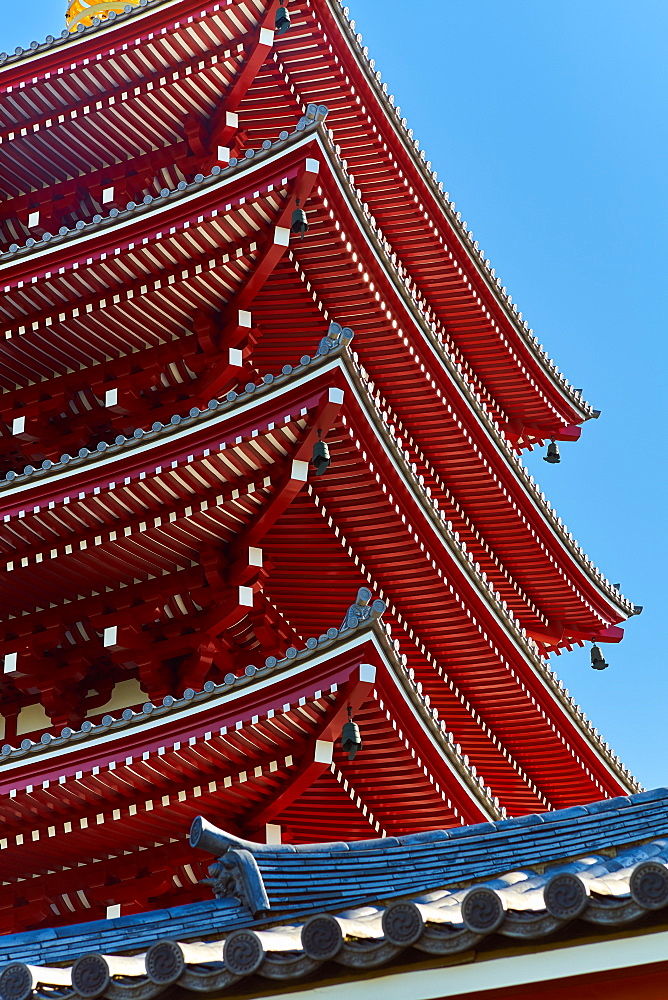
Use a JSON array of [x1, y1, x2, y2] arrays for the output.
[[66, 0, 141, 31]]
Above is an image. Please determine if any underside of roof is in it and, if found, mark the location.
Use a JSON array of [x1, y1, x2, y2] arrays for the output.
[[0, 0, 646, 957], [0, 0, 598, 439], [0, 128, 635, 644], [0, 347, 637, 796]]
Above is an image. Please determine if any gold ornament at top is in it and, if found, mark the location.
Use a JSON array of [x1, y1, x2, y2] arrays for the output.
[[66, 0, 141, 31]]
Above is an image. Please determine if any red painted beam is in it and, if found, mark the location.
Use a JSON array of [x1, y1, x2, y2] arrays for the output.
[[245, 663, 376, 830]]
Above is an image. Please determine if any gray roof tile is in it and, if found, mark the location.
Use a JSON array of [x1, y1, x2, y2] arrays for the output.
[[2, 787, 666, 978]]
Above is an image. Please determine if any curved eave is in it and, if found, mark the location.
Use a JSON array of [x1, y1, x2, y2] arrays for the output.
[[0, 0, 274, 211], [333, 357, 638, 798], [0, 124, 635, 628], [0, 335, 338, 511], [0, 345, 610, 659], [0, 620, 500, 823], [308, 129, 635, 626], [0, 0, 190, 78], [0, 392, 612, 815], [324, 0, 596, 427], [3, 0, 598, 433], [0, 129, 633, 621], [0, 122, 312, 281], [0, 16, 633, 630], [0, 350, 638, 797]]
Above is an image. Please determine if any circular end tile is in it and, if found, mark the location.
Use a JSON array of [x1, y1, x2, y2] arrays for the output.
[[461, 887, 505, 934], [0, 964, 33, 1000], [145, 940, 185, 984], [544, 872, 588, 920], [301, 915, 343, 960], [71, 955, 110, 998], [630, 861, 668, 910], [223, 930, 264, 976], [382, 901, 424, 946]]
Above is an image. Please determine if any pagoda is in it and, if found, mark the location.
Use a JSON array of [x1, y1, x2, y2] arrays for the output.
[[0, 0, 643, 952]]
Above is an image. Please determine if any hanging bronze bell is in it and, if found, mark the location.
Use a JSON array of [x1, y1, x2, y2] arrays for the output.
[[291, 207, 309, 236], [590, 644, 609, 670], [544, 440, 561, 464], [342, 719, 362, 761], [311, 438, 330, 476], [275, 2, 290, 34]]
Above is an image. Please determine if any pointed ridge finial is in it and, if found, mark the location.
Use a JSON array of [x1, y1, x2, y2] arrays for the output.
[[66, 0, 141, 31]]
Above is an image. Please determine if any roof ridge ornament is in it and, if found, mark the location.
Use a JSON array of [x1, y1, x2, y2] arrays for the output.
[[297, 103, 329, 129], [201, 849, 270, 918], [317, 321, 354, 356], [66, 0, 141, 32], [340, 587, 386, 631]]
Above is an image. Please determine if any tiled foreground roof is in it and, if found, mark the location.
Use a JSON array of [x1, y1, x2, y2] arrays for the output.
[[190, 787, 668, 917], [1, 788, 667, 999]]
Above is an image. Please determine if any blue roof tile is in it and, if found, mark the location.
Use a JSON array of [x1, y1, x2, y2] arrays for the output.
[[625, 788, 668, 803], [584, 796, 630, 814], [445, 823, 496, 839], [3, 787, 667, 968], [397, 830, 450, 845], [496, 813, 546, 829], [540, 806, 589, 823]]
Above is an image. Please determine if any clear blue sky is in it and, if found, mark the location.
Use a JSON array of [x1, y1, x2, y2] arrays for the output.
[[2, 2, 666, 789]]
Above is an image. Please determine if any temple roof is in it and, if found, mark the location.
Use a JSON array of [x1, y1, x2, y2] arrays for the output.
[[0, 0, 599, 443], [0, 604, 636, 802], [1, 787, 667, 997], [0, 329, 639, 843], [0, 347, 638, 804], [0, 122, 636, 636]]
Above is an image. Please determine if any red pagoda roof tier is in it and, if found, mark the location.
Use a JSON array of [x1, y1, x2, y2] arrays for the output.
[[0, 620, 505, 932], [0, 352, 636, 821], [0, 615, 640, 934], [0, 0, 645, 950], [0, 0, 274, 227], [0, 130, 635, 655], [0, 0, 597, 445], [240, 0, 597, 440], [0, 146, 318, 447]]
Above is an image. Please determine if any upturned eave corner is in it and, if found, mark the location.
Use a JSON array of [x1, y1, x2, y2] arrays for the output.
[[327, 0, 599, 430], [0, 0, 647, 966]]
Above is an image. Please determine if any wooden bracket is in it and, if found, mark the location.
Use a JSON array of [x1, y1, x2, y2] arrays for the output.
[[244, 663, 376, 832]]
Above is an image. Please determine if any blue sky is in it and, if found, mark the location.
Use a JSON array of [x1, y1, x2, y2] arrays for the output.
[[2, 1, 666, 788]]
